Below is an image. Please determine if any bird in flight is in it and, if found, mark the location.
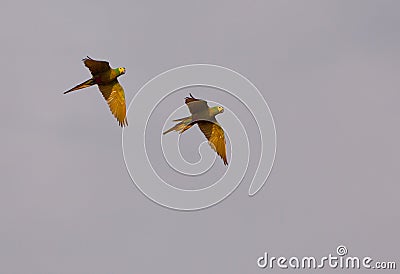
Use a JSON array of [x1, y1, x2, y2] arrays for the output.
[[163, 94, 228, 165], [64, 56, 128, 127]]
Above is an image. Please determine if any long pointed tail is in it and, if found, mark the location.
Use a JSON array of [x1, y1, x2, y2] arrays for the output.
[[163, 117, 192, 135], [172, 116, 189, 122], [64, 78, 95, 94]]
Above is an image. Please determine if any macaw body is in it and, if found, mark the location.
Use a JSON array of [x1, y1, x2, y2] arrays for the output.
[[64, 57, 128, 127], [163, 94, 228, 165], [163, 107, 221, 134]]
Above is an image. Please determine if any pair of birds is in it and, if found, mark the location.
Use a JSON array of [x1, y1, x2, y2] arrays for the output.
[[65, 57, 228, 165]]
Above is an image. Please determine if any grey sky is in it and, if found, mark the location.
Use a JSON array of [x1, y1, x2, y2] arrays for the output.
[[1, 0, 399, 273]]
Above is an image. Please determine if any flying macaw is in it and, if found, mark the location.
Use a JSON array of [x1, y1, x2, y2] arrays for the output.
[[64, 56, 128, 127], [163, 94, 228, 165]]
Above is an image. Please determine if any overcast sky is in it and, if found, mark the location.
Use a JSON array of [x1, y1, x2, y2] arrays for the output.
[[1, 1, 399, 273]]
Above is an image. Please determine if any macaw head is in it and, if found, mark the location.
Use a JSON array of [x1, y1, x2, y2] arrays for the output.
[[210, 106, 224, 116], [118, 67, 126, 75]]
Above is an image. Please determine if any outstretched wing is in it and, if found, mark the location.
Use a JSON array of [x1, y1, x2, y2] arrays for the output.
[[197, 121, 228, 165], [97, 80, 128, 127], [83, 56, 111, 76], [185, 93, 209, 114]]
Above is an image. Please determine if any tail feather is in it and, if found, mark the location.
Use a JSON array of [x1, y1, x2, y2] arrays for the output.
[[64, 78, 95, 94], [163, 123, 186, 135], [172, 116, 190, 122], [163, 118, 193, 135]]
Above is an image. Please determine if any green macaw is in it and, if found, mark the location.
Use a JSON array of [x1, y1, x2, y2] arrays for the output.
[[163, 94, 228, 165], [64, 56, 128, 127]]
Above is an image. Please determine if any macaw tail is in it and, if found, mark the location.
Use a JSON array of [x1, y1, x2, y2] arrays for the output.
[[64, 78, 95, 94], [172, 116, 189, 122], [163, 117, 192, 135]]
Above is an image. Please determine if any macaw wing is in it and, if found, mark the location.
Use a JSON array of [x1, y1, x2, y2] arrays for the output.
[[185, 93, 209, 114], [83, 56, 111, 76], [197, 121, 228, 165], [97, 80, 128, 127]]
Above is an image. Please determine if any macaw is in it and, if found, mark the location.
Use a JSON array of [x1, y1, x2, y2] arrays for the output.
[[64, 56, 128, 127], [163, 94, 228, 165]]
